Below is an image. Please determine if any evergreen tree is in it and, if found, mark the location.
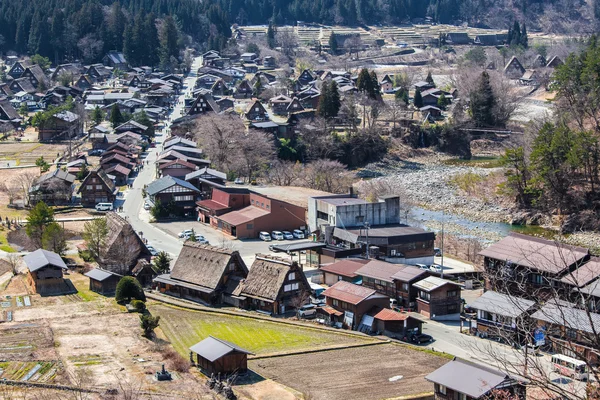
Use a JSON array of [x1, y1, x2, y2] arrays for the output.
[[329, 31, 338, 54], [329, 81, 341, 117], [133, 110, 154, 137], [395, 88, 409, 105], [153, 251, 172, 274], [42, 222, 68, 256], [357, 68, 375, 98], [437, 93, 449, 110], [520, 24, 528, 48], [26, 201, 55, 247], [115, 276, 146, 303], [267, 22, 276, 49], [511, 21, 521, 47], [110, 103, 124, 128], [426, 71, 435, 86], [317, 81, 331, 118], [413, 88, 423, 108], [143, 13, 160, 66], [470, 71, 496, 127], [91, 106, 104, 125], [370, 71, 379, 98], [159, 16, 179, 71]]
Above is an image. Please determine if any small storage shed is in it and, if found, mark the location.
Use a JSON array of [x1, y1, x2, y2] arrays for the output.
[[85, 268, 122, 295], [23, 249, 69, 294], [189, 336, 253, 376]]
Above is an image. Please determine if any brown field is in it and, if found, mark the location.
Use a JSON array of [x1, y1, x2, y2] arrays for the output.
[[0, 142, 70, 165], [248, 343, 449, 400]]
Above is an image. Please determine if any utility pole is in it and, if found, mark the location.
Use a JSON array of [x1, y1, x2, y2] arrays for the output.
[[440, 209, 444, 280], [364, 221, 370, 259]]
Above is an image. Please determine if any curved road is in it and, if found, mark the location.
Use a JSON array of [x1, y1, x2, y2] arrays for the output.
[[119, 56, 204, 259]]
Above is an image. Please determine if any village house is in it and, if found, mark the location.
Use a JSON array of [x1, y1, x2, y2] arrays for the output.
[[23, 249, 70, 295], [154, 243, 248, 305], [445, 32, 470, 44], [103, 51, 128, 70], [234, 79, 253, 99], [187, 91, 220, 116], [51, 64, 81, 83], [29, 169, 75, 205], [21, 65, 49, 90], [104, 164, 131, 186], [546, 55, 563, 68], [470, 290, 536, 344], [320, 258, 369, 285], [0, 97, 20, 124], [531, 299, 600, 364], [38, 110, 81, 141], [504, 56, 526, 79], [185, 167, 227, 197], [8, 78, 36, 95], [556, 257, 600, 305], [146, 175, 201, 213], [85, 268, 122, 295], [480, 233, 590, 299], [164, 136, 197, 150], [297, 69, 317, 86], [99, 212, 150, 275], [78, 167, 118, 207], [131, 259, 156, 288], [75, 74, 94, 90], [114, 120, 148, 135], [323, 280, 390, 330], [157, 149, 210, 169], [474, 34, 499, 46], [426, 358, 526, 400], [371, 308, 424, 338], [158, 159, 198, 179], [244, 99, 269, 121], [413, 276, 462, 320], [234, 255, 311, 315], [189, 336, 253, 376], [8, 59, 32, 79], [380, 75, 394, 93], [85, 64, 112, 82], [196, 187, 250, 225]]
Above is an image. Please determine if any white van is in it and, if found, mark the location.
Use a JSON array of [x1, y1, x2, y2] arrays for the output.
[[95, 203, 113, 211], [259, 231, 272, 241]]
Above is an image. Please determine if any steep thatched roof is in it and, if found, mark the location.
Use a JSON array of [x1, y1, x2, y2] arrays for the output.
[[236, 254, 307, 302], [170, 243, 247, 291], [99, 212, 149, 273]]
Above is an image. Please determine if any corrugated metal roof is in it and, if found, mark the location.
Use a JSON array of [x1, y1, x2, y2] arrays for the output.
[[85, 268, 121, 282], [412, 276, 458, 292], [355, 260, 411, 283], [323, 281, 385, 305], [426, 358, 513, 398], [189, 336, 253, 362], [217, 206, 269, 226], [531, 300, 600, 334], [560, 257, 600, 287], [146, 175, 200, 196], [469, 291, 534, 318], [317, 259, 370, 279], [479, 233, 588, 274], [23, 249, 67, 272], [373, 308, 410, 321]]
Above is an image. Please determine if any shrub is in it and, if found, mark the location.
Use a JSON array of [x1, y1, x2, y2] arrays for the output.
[[131, 299, 146, 313], [162, 347, 191, 372], [79, 249, 95, 262], [140, 314, 160, 337], [115, 276, 146, 303]]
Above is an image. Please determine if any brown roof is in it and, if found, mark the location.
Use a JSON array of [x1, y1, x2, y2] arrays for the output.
[[217, 206, 269, 226], [237, 255, 306, 302], [320, 259, 369, 279], [159, 159, 198, 170], [373, 308, 410, 321], [391, 265, 429, 283], [479, 233, 589, 274], [560, 257, 600, 287], [100, 212, 148, 273], [77, 166, 117, 194], [319, 305, 343, 316], [323, 281, 386, 305], [170, 243, 247, 291], [355, 259, 409, 283], [105, 164, 131, 176], [197, 199, 230, 212]]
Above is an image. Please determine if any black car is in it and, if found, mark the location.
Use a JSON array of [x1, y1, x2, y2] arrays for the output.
[[410, 333, 433, 344]]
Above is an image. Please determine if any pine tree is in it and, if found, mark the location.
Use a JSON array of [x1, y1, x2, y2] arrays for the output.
[[511, 21, 521, 47], [143, 13, 160, 66], [437, 93, 449, 110], [329, 31, 338, 54], [267, 22, 276, 49], [317, 81, 330, 118], [413, 88, 423, 109], [370, 71, 379, 98], [159, 16, 180, 71], [329, 81, 341, 117], [357, 68, 374, 97], [110, 103, 124, 128], [426, 71, 435, 86], [91, 106, 104, 125], [395, 88, 409, 104], [470, 71, 496, 127], [520, 24, 528, 48]]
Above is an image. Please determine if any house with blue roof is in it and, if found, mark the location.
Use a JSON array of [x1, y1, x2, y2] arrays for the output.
[[146, 175, 201, 215]]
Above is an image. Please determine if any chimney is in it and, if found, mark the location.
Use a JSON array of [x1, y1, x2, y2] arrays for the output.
[[348, 186, 354, 197]]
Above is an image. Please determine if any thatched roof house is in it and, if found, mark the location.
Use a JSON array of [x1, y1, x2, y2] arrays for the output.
[[234, 254, 310, 315], [154, 243, 248, 305], [99, 212, 150, 274]]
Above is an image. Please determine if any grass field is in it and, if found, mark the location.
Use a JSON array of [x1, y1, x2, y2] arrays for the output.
[[150, 304, 372, 356]]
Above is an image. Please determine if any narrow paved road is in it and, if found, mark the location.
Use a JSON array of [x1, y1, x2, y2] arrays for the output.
[[120, 56, 203, 259]]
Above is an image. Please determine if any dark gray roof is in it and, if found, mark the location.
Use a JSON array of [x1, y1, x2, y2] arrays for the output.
[[531, 299, 600, 334], [84, 268, 121, 282], [164, 136, 197, 149], [469, 291, 535, 318], [146, 175, 200, 196], [189, 336, 253, 362], [185, 166, 227, 181], [23, 249, 67, 272], [426, 358, 517, 398], [38, 169, 76, 184]]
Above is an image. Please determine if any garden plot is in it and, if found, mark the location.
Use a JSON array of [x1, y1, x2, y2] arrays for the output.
[[0, 322, 58, 361]]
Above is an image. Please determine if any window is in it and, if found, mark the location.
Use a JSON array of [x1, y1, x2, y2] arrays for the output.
[[530, 274, 544, 285], [228, 263, 235, 271], [174, 195, 194, 201], [333, 299, 339, 307], [246, 224, 253, 229], [261, 202, 264, 207], [86, 185, 93, 190], [288, 272, 296, 280], [401, 283, 409, 292], [454, 393, 466, 400], [447, 290, 458, 298], [266, 205, 270, 209], [419, 291, 430, 301], [284, 283, 299, 292], [437, 384, 447, 395], [355, 215, 364, 223], [95, 185, 103, 190], [566, 329, 578, 340], [251, 199, 255, 204]]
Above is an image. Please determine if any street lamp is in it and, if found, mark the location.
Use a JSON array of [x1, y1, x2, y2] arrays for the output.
[[440, 210, 445, 280]]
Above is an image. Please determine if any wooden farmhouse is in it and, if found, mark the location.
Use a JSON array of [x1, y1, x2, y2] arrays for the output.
[[189, 336, 253, 376]]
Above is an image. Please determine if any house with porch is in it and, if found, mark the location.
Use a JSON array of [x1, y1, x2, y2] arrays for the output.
[[154, 243, 248, 305], [185, 167, 226, 197], [233, 255, 310, 315], [158, 159, 198, 179]]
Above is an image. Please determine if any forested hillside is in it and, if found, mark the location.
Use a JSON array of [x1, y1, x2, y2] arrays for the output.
[[0, 0, 596, 63]]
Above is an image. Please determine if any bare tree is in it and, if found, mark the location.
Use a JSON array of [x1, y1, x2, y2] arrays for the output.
[[276, 28, 298, 58], [102, 232, 141, 275], [302, 159, 352, 193], [0, 181, 20, 205], [234, 129, 276, 182], [192, 114, 245, 172], [265, 160, 302, 186], [290, 290, 311, 311], [5, 253, 21, 275], [77, 34, 104, 63], [298, 118, 341, 160], [17, 171, 39, 206]]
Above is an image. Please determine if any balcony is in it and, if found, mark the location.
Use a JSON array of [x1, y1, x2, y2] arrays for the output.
[[476, 318, 515, 331]]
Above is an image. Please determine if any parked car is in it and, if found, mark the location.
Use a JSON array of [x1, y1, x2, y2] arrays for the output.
[[310, 294, 326, 305], [269, 244, 281, 252], [259, 231, 272, 241], [234, 178, 244, 184], [95, 202, 113, 212], [194, 234, 209, 244], [146, 245, 158, 256], [143, 202, 151, 210], [416, 264, 429, 270], [293, 229, 305, 239], [271, 231, 284, 240], [434, 247, 442, 257], [178, 229, 194, 238], [410, 333, 433, 344], [429, 264, 443, 273], [297, 304, 317, 319], [282, 231, 294, 240]]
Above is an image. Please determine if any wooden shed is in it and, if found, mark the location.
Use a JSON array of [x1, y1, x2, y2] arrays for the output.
[[84, 268, 122, 295], [189, 336, 253, 376]]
